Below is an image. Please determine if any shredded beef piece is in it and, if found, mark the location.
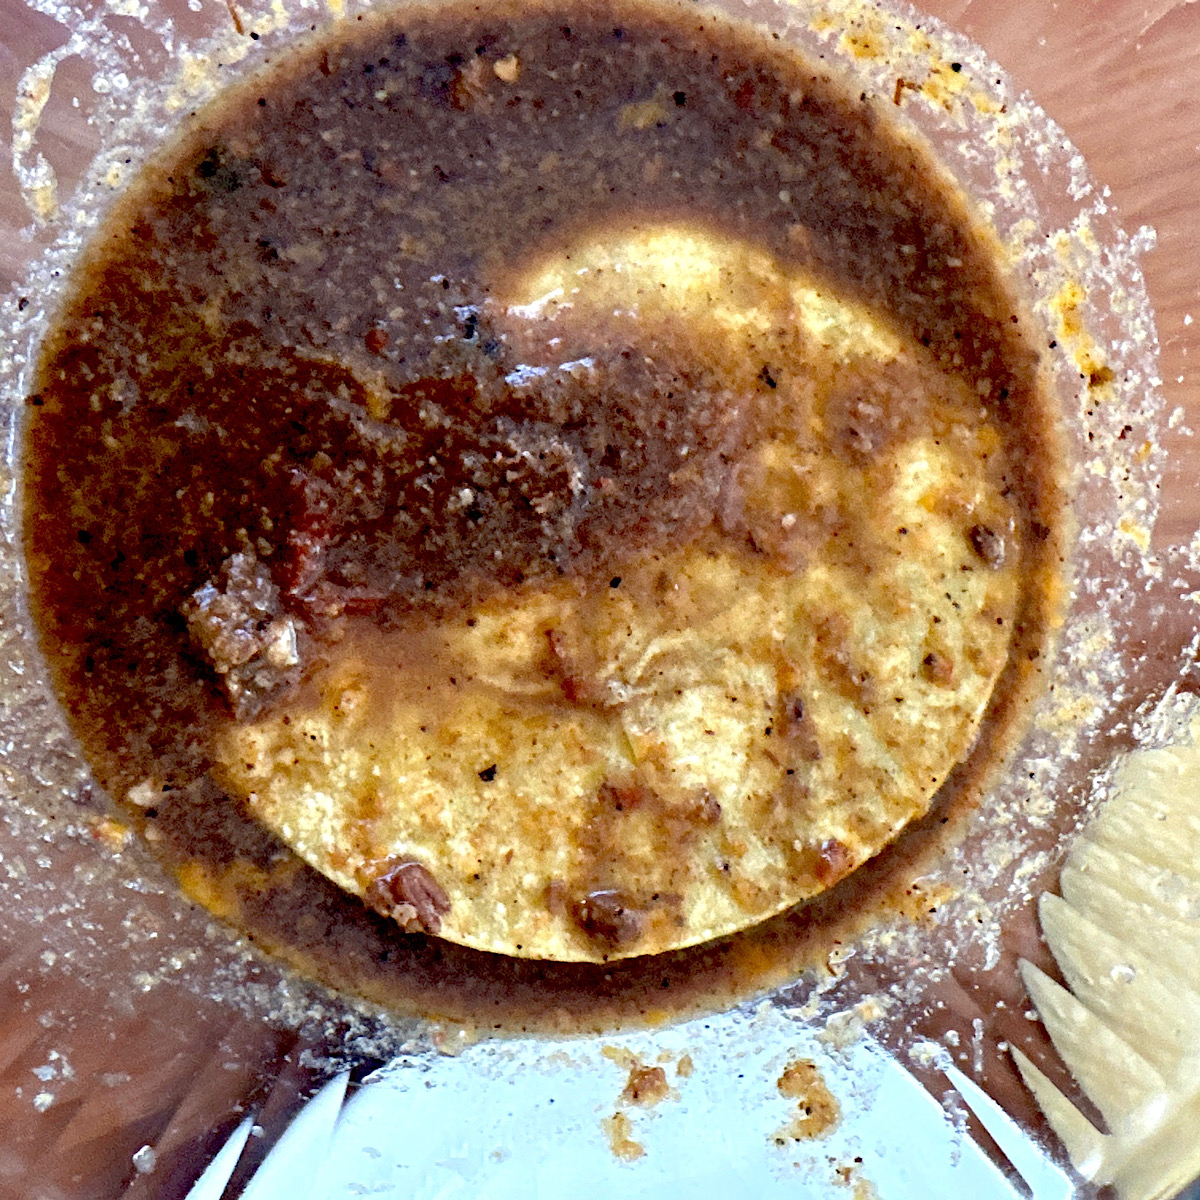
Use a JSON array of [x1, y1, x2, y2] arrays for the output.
[[367, 859, 451, 934], [182, 551, 301, 719], [813, 837, 854, 886], [575, 888, 645, 948]]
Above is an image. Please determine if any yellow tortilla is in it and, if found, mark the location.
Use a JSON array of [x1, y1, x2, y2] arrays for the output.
[[214, 223, 1021, 960]]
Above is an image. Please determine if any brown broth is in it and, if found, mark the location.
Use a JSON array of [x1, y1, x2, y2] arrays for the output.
[[21, 0, 1065, 1031]]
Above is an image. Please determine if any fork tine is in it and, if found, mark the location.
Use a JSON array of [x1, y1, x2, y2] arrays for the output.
[[1019, 960, 1168, 1137], [182, 1116, 255, 1200], [237, 1071, 350, 1200], [944, 1063, 1075, 1200], [1009, 1047, 1109, 1182]]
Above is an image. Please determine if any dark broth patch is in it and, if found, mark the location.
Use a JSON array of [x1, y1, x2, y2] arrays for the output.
[[23, 0, 1063, 1026]]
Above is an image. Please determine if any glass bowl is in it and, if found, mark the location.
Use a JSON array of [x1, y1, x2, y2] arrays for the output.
[[1, 0, 1197, 1196]]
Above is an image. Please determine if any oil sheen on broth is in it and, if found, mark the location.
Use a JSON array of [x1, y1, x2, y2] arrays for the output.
[[23, 0, 1063, 1006]]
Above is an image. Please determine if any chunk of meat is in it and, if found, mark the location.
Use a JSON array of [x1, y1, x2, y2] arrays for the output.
[[366, 859, 451, 934], [182, 551, 301, 719], [575, 888, 645, 948], [813, 837, 854, 886]]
